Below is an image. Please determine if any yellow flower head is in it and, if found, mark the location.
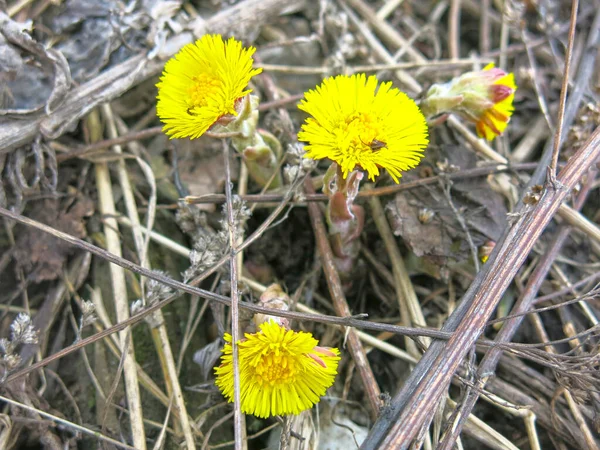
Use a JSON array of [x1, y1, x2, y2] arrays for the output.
[[215, 320, 340, 418], [156, 34, 262, 139], [297, 74, 429, 183]]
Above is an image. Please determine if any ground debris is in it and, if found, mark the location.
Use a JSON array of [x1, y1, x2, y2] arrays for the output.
[[387, 145, 507, 269], [13, 190, 93, 282]]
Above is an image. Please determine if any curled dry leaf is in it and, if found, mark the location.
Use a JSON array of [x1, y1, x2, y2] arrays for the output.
[[193, 339, 223, 381], [0, 12, 71, 115]]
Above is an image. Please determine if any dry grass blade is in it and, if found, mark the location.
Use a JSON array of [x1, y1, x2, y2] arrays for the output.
[[90, 111, 147, 449], [367, 189, 429, 356], [0, 393, 137, 449], [100, 104, 196, 449]]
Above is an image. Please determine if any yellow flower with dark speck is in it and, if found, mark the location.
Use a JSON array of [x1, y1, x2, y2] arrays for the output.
[[156, 34, 262, 139], [214, 320, 340, 418], [297, 74, 429, 182]]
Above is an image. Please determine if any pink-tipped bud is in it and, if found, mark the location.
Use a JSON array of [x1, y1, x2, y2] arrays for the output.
[[421, 63, 517, 141]]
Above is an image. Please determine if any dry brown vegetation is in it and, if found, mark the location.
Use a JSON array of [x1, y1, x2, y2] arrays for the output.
[[0, 0, 599, 449]]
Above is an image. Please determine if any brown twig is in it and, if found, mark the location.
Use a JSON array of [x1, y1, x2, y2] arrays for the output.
[[0, 205, 596, 388], [257, 93, 304, 111], [184, 162, 540, 205], [548, 0, 580, 179], [435, 163, 599, 449], [222, 140, 244, 450]]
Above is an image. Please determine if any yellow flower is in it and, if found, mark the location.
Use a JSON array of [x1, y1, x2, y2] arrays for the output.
[[156, 34, 262, 139], [297, 74, 429, 183], [215, 320, 340, 418]]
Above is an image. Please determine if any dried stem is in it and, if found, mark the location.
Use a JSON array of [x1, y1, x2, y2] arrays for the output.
[[185, 162, 540, 205], [448, 0, 461, 60], [257, 58, 492, 74], [549, 0, 580, 178], [222, 140, 244, 450]]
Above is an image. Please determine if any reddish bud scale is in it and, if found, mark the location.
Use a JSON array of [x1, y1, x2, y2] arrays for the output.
[[490, 84, 514, 103]]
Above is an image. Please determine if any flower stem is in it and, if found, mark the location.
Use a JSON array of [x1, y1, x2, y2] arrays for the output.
[[219, 95, 282, 188], [324, 163, 365, 282]]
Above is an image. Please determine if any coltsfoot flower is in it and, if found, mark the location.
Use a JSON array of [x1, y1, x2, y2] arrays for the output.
[[214, 320, 340, 418], [421, 63, 517, 141], [156, 34, 262, 139], [298, 74, 429, 183]]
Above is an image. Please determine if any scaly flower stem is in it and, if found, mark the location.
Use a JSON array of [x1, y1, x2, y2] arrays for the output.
[[219, 95, 282, 188], [323, 163, 365, 281]]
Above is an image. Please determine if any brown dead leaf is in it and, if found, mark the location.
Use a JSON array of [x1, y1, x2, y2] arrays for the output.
[[176, 138, 239, 212], [14, 189, 94, 282], [387, 145, 508, 268]]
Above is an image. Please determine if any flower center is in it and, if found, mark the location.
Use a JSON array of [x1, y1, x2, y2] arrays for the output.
[[341, 112, 385, 152], [254, 351, 297, 386], [187, 73, 222, 109]]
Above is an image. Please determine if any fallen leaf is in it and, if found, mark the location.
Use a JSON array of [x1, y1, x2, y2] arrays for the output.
[[386, 145, 508, 268], [0, 12, 71, 115], [14, 189, 94, 282]]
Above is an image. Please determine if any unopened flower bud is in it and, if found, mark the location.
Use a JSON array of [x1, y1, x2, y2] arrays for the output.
[[253, 284, 290, 329], [421, 64, 517, 141], [479, 240, 496, 263]]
